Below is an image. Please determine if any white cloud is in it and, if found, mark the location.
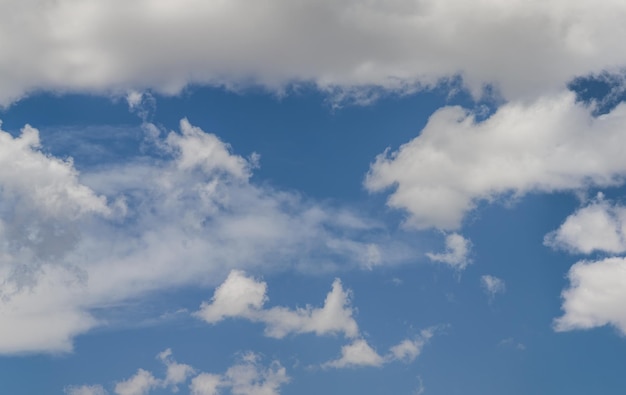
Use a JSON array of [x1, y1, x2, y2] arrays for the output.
[[545, 194, 626, 254], [195, 270, 268, 324], [195, 270, 359, 339], [74, 350, 288, 395], [0, 123, 110, 219], [555, 257, 626, 334], [114, 369, 160, 395], [322, 339, 385, 369], [366, 92, 626, 230], [323, 328, 435, 369], [481, 275, 506, 300], [189, 373, 222, 395], [65, 385, 108, 395], [1, 0, 626, 104], [388, 329, 434, 363], [0, 119, 414, 354], [157, 348, 196, 392], [225, 354, 289, 395], [426, 233, 471, 269]]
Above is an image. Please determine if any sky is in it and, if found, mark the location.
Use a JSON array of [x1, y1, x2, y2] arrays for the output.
[[1, 1, 626, 394]]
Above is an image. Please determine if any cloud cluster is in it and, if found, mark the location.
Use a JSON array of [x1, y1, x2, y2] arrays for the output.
[[366, 93, 626, 230], [549, 196, 626, 334], [68, 350, 288, 395], [195, 270, 359, 338], [2, 0, 626, 104], [196, 270, 435, 369], [0, 119, 415, 354]]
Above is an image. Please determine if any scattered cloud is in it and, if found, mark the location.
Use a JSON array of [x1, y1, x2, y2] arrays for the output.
[[366, 92, 626, 230], [114, 369, 159, 395], [322, 339, 385, 369], [388, 329, 434, 363], [545, 193, 626, 254], [324, 329, 435, 369], [189, 373, 222, 395], [71, 350, 288, 395], [481, 275, 506, 300], [555, 257, 626, 334], [195, 270, 359, 339], [0, 119, 415, 354], [157, 349, 196, 392], [426, 233, 472, 269]]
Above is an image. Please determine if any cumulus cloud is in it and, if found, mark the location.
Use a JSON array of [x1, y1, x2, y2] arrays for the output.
[[322, 339, 385, 369], [1, 0, 626, 104], [388, 329, 434, 363], [114, 369, 160, 395], [555, 257, 626, 334], [481, 275, 506, 300], [366, 92, 626, 230], [189, 373, 222, 395], [157, 349, 196, 392], [426, 233, 472, 269], [324, 329, 435, 369], [545, 194, 626, 254], [71, 350, 288, 395], [225, 353, 289, 395], [0, 119, 414, 354], [195, 270, 359, 339]]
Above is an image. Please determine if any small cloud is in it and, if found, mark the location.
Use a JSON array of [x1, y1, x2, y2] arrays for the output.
[[481, 275, 506, 300], [426, 233, 472, 270], [64, 385, 108, 395], [322, 339, 385, 369], [388, 328, 434, 363]]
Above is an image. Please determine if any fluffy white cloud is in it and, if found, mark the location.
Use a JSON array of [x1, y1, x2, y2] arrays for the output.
[[195, 270, 359, 339], [481, 275, 506, 300], [366, 92, 626, 230], [388, 329, 434, 363], [65, 385, 108, 395], [114, 369, 159, 395], [323, 339, 385, 369], [195, 270, 268, 324], [189, 373, 222, 395], [1, 0, 626, 104], [0, 119, 413, 354], [157, 348, 196, 391], [426, 233, 471, 269], [0, 123, 109, 219], [545, 195, 626, 254], [71, 350, 288, 395], [555, 257, 626, 334], [225, 354, 289, 395], [324, 329, 435, 369]]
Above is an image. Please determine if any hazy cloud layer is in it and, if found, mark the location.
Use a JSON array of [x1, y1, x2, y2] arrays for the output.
[[0, 119, 415, 354], [2, 0, 626, 104]]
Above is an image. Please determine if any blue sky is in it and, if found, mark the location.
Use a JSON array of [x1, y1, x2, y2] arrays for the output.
[[2, 1, 626, 395]]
